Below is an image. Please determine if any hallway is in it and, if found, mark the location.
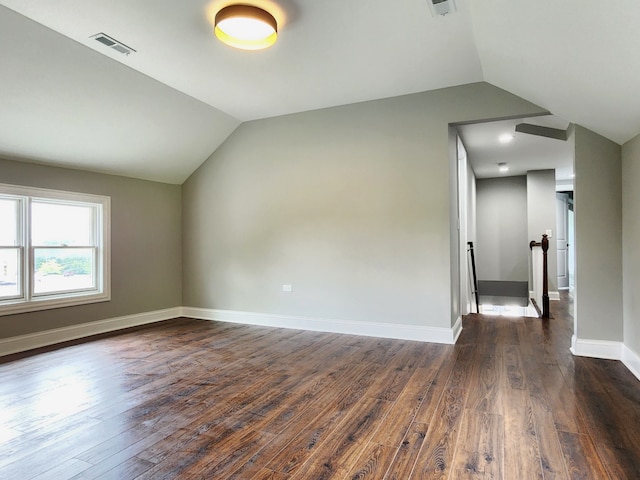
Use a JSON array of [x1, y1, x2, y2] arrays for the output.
[[459, 292, 640, 478]]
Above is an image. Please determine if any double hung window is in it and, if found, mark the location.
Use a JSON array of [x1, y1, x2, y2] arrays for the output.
[[0, 184, 110, 315]]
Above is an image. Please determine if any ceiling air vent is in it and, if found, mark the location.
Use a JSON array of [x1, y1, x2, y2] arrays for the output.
[[90, 33, 136, 56], [428, 0, 456, 16]]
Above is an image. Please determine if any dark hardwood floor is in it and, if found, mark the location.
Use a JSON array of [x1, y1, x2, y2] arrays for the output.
[[1, 295, 639, 479]]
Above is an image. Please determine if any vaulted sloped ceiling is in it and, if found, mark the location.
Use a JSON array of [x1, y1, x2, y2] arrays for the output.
[[0, 0, 638, 183], [0, 6, 240, 184], [470, 0, 640, 145]]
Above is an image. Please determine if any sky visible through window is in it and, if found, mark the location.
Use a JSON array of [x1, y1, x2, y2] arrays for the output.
[[32, 202, 93, 247], [0, 199, 17, 245]]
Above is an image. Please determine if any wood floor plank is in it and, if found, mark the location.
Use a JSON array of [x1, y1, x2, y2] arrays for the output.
[[68, 456, 155, 480], [185, 429, 276, 479], [251, 468, 290, 480], [502, 344, 525, 391], [529, 398, 570, 480], [557, 431, 611, 480], [589, 441, 640, 480], [501, 389, 543, 480], [465, 351, 503, 415], [370, 366, 437, 447], [132, 430, 222, 480], [408, 346, 476, 479], [568, 360, 640, 479], [31, 459, 92, 480], [412, 348, 460, 425], [450, 409, 504, 479], [223, 414, 317, 478], [285, 396, 393, 479], [344, 442, 398, 480], [408, 387, 467, 479], [263, 365, 376, 476], [383, 422, 428, 480], [0, 417, 114, 479], [527, 362, 588, 435]]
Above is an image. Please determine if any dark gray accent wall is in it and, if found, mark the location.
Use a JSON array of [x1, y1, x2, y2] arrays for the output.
[[527, 169, 558, 292], [0, 157, 182, 339], [475, 176, 529, 282]]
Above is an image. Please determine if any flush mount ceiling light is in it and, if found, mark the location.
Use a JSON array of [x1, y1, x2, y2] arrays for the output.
[[215, 5, 278, 50], [498, 163, 509, 173]]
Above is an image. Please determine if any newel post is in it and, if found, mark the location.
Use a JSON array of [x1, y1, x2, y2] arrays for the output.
[[541, 234, 550, 319]]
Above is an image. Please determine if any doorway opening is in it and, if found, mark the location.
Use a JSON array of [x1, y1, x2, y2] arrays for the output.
[[454, 114, 574, 320]]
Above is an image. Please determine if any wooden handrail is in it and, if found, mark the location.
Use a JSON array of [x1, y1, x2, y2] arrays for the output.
[[467, 242, 480, 313]]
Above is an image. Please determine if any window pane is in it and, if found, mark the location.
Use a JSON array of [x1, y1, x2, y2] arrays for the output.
[[0, 248, 20, 299], [0, 198, 19, 245], [32, 202, 93, 246], [33, 248, 95, 294]]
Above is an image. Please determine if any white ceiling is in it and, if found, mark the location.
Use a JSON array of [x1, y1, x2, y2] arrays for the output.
[[0, 0, 639, 183], [458, 115, 574, 185]]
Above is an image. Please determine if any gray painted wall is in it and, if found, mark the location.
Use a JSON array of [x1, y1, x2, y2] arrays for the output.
[[475, 176, 529, 282], [467, 161, 477, 249], [0, 157, 182, 339], [527, 170, 558, 292], [622, 133, 640, 355], [183, 82, 545, 330], [466, 151, 477, 311], [456, 136, 477, 315], [574, 126, 623, 341]]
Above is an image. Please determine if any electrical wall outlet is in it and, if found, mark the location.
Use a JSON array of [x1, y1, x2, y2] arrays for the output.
[[282, 284, 293, 292]]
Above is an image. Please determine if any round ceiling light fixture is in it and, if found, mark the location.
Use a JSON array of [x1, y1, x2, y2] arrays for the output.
[[215, 5, 278, 50]]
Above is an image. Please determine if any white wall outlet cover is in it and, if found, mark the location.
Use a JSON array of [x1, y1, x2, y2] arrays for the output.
[[546, 229, 553, 238], [282, 284, 293, 292]]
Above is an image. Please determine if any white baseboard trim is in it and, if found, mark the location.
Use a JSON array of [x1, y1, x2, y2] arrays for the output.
[[0, 306, 462, 358], [622, 345, 640, 382], [0, 307, 183, 357], [570, 335, 623, 360], [568, 336, 640, 382], [528, 291, 560, 301], [182, 307, 460, 344], [452, 316, 463, 343]]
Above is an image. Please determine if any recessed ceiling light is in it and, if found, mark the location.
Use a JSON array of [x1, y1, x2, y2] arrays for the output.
[[499, 133, 514, 144], [498, 163, 509, 173], [215, 5, 278, 50]]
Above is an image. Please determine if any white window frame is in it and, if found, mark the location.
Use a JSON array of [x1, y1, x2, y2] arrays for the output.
[[0, 183, 110, 316]]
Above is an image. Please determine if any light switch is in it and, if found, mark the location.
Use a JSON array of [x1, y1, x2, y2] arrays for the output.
[[282, 284, 293, 292], [545, 229, 553, 238]]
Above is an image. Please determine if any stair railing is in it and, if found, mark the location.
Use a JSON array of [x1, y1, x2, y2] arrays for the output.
[[467, 242, 480, 313], [529, 234, 550, 318]]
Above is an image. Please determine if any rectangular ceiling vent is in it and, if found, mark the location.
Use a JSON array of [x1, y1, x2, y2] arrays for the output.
[[90, 33, 136, 56], [428, 0, 456, 17]]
